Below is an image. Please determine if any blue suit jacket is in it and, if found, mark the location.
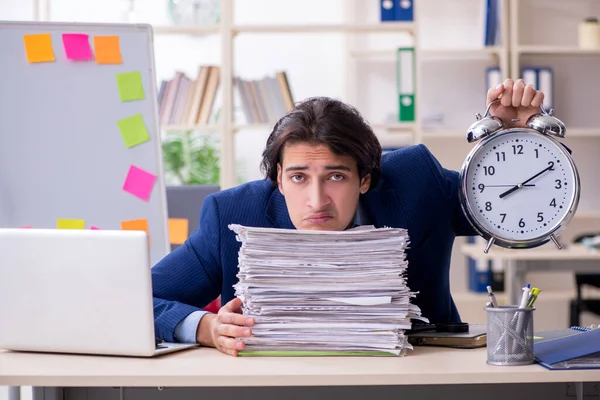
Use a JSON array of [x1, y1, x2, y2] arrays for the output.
[[152, 144, 476, 342]]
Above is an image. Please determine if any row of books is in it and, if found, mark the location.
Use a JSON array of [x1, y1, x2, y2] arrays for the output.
[[157, 65, 294, 128], [158, 65, 221, 127], [234, 72, 294, 124]]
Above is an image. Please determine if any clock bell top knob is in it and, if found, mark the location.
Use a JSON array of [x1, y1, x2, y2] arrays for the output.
[[526, 106, 567, 139], [467, 116, 505, 143], [466, 99, 505, 143]]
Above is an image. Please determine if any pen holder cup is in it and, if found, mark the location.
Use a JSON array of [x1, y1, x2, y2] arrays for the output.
[[485, 306, 535, 366]]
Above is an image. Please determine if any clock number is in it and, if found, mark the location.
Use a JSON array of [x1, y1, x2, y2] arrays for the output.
[[519, 218, 526, 228], [483, 166, 496, 176], [495, 152, 506, 162], [537, 212, 544, 222], [555, 179, 562, 189], [512, 144, 524, 155], [550, 198, 557, 207], [534, 149, 539, 158], [548, 161, 555, 171], [500, 213, 507, 223], [478, 183, 485, 193], [485, 202, 492, 211]]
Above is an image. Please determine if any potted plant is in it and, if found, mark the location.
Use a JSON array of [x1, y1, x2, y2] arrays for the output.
[[161, 130, 220, 185]]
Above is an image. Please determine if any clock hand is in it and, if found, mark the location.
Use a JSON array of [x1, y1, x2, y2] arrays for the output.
[[485, 184, 536, 188], [499, 165, 553, 199]]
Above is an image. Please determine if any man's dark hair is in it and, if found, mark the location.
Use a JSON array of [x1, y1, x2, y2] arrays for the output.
[[260, 97, 382, 191]]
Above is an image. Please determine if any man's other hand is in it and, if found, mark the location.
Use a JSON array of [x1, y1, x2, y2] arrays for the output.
[[486, 78, 545, 128], [196, 297, 254, 356]]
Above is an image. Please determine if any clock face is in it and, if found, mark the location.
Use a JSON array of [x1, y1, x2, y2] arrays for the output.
[[462, 129, 579, 244]]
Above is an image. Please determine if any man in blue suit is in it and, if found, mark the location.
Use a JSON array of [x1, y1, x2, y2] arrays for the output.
[[153, 79, 545, 356]]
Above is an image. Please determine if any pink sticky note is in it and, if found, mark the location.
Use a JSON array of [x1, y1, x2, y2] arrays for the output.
[[90, 226, 101, 230], [123, 165, 157, 202], [62, 33, 93, 60], [21, 225, 32, 229]]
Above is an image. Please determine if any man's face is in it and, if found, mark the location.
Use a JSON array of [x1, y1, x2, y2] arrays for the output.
[[277, 143, 371, 231]]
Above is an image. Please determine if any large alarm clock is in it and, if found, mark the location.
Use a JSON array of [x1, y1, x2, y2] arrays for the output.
[[459, 99, 581, 253]]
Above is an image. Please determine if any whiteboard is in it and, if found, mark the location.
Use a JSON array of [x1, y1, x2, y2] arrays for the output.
[[0, 21, 169, 266]]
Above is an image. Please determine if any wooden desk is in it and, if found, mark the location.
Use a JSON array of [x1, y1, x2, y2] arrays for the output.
[[1, 346, 598, 400], [461, 244, 600, 303]]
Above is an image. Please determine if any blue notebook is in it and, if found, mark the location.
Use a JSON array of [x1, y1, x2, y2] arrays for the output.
[[534, 327, 600, 370]]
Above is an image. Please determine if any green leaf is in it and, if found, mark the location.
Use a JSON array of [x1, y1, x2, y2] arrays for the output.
[[161, 130, 220, 185]]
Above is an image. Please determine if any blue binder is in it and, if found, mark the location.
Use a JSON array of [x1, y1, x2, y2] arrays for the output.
[[467, 236, 490, 293], [380, 0, 396, 21], [534, 328, 600, 370], [380, 0, 414, 22], [395, 0, 413, 21]]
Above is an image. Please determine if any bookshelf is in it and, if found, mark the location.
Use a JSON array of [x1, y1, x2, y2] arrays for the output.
[[147, 2, 414, 190]]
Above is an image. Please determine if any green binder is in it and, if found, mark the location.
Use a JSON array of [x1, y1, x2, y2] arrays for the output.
[[396, 47, 415, 122]]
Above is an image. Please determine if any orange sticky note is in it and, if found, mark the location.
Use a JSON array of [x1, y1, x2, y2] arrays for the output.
[[121, 218, 150, 244], [23, 33, 55, 63], [168, 218, 189, 245], [57, 219, 85, 229], [93, 35, 122, 64]]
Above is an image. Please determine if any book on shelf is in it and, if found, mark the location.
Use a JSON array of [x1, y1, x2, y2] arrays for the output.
[[484, 0, 501, 46], [158, 65, 221, 128], [234, 71, 294, 125]]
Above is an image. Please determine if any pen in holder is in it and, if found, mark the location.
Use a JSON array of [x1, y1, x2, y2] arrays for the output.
[[485, 305, 535, 366]]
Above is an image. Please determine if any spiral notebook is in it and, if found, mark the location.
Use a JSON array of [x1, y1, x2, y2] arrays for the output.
[[534, 327, 600, 370]]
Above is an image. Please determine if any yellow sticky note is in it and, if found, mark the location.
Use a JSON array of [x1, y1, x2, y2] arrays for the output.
[[117, 114, 150, 148], [121, 218, 151, 244], [116, 71, 145, 102], [93, 35, 122, 64], [168, 218, 189, 245], [23, 33, 55, 63], [57, 219, 85, 229]]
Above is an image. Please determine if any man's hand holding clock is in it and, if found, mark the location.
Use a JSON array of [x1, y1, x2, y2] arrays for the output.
[[459, 78, 580, 252], [488, 78, 552, 200], [486, 78, 545, 128]]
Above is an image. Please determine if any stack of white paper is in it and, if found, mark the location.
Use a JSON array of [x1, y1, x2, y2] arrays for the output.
[[229, 224, 425, 356]]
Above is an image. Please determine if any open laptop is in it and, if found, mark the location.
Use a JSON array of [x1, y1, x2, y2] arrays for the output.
[[0, 228, 197, 357]]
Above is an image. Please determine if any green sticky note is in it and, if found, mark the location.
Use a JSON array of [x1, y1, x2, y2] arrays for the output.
[[116, 71, 145, 101], [57, 219, 85, 229], [117, 114, 150, 148]]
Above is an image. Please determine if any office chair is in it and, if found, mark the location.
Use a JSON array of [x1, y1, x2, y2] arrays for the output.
[[569, 273, 600, 327], [166, 184, 220, 242]]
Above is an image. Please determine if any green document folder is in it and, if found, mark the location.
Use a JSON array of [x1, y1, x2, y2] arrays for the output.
[[396, 47, 415, 122]]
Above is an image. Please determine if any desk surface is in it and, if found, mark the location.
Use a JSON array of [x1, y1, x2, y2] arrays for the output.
[[1, 346, 598, 387], [461, 243, 600, 261]]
